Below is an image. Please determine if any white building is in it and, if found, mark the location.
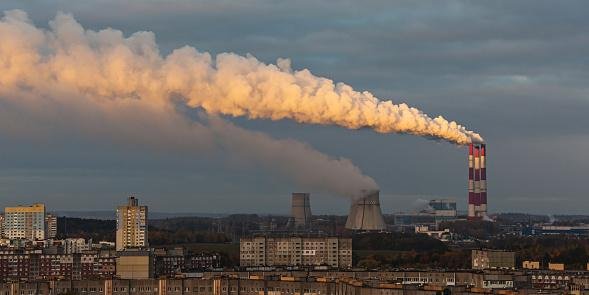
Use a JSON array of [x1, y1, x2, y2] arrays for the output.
[[116, 196, 148, 251], [64, 238, 91, 253]]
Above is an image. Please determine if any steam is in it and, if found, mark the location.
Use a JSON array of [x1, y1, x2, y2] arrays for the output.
[[0, 10, 482, 197], [0, 10, 482, 145], [0, 10, 376, 197]]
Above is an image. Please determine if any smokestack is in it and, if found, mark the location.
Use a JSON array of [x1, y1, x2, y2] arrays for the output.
[[345, 190, 386, 231], [291, 193, 312, 228], [468, 144, 475, 219], [467, 143, 488, 220], [479, 144, 487, 216]]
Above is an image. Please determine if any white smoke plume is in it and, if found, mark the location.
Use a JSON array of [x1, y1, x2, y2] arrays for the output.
[[0, 10, 377, 197], [0, 10, 483, 145]]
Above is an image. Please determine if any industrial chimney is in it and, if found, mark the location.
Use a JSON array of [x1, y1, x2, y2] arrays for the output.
[[468, 143, 488, 220], [345, 190, 386, 231], [291, 193, 312, 228]]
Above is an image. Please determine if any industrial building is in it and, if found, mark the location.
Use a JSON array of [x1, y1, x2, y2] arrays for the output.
[[115, 196, 148, 251], [428, 199, 457, 219], [523, 224, 589, 236], [291, 193, 312, 229], [392, 199, 457, 231], [468, 144, 488, 220], [345, 190, 386, 231], [240, 236, 352, 269], [471, 249, 515, 270]]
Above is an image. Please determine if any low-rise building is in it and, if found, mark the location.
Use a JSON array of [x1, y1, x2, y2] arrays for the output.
[[471, 249, 515, 270], [522, 260, 540, 270], [116, 248, 154, 279], [548, 263, 565, 271]]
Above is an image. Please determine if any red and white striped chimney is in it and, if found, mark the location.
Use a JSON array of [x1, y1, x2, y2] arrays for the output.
[[468, 144, 476, 219], [479, 144, 487, 217], [468, 143, 487, 220]]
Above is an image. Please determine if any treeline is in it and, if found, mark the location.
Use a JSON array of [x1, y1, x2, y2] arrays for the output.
[[490, 235, 589, 270], [56, 217, 230, 245], [353, 232, 470, 269], [354, 232, 448, 252], [439, 220, 501, 240], [56, 217, 115, 241], [149, 227, 230, 245]]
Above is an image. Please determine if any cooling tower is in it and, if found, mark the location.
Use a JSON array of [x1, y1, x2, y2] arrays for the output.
[[291, 193, 312, 228], [345, 190, 386, 231]]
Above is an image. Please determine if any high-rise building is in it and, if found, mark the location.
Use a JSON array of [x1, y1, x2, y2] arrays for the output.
[[45, 213, 57, 239], [116, 196, 148, 251], [4, 203, 46, 240]]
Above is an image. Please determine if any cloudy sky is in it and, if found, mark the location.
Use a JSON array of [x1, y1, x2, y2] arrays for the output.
[[0, 0, 587, 215]]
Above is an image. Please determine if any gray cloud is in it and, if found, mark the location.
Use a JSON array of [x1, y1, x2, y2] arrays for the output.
[[0, 0, 587, 214]]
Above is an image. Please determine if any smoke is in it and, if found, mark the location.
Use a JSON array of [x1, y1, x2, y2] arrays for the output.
[[0, 10, 376, 197], [0, 10, 483, 145], [410, 198, 435, 213], [0, 10, 482, 197]]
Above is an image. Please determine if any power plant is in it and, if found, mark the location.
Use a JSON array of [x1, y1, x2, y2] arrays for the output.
[[345, 190, 386, 231], [468, 143, 487, 220], [291, 193, 312, 228]]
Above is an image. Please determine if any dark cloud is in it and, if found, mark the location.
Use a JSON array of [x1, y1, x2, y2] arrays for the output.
[[0, 0, 587, 214]]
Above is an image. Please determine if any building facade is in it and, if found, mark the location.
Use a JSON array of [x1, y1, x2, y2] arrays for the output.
[[45, 213, 57, 239], [240, 236, 352, 269], [471, 249, 515, 270], [3, 204, 46, 240], [116, 197, 148, 251]]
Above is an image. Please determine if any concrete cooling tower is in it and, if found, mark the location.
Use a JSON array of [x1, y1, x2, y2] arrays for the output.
[[345, 190, 386, 231], [291, 193, 312, 228]]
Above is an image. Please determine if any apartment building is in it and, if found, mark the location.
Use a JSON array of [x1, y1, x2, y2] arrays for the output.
[[116, 196, 148, 251], [3, 203, 46, 240], [45, 213, 57, 239], [240, 236, 352, 269]]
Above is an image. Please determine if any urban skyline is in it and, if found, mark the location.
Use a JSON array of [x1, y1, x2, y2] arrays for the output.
[[2, 2, 589, 294]]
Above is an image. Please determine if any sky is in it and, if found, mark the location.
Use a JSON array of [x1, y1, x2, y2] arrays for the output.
[[0, 0, 587, 215]]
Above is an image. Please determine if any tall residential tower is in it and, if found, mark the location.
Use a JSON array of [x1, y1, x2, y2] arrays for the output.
[[116, 196, 148, 251], [3, 203, 46, 240]]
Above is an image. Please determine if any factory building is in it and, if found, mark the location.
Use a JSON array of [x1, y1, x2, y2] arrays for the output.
[[115, 196, 148, 251], [240, 236, 352, 269], [428, 199, 457, 219], [468, 144, 488, 220], [345, 190, 386, 231], [291, 193, 312, 229]]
